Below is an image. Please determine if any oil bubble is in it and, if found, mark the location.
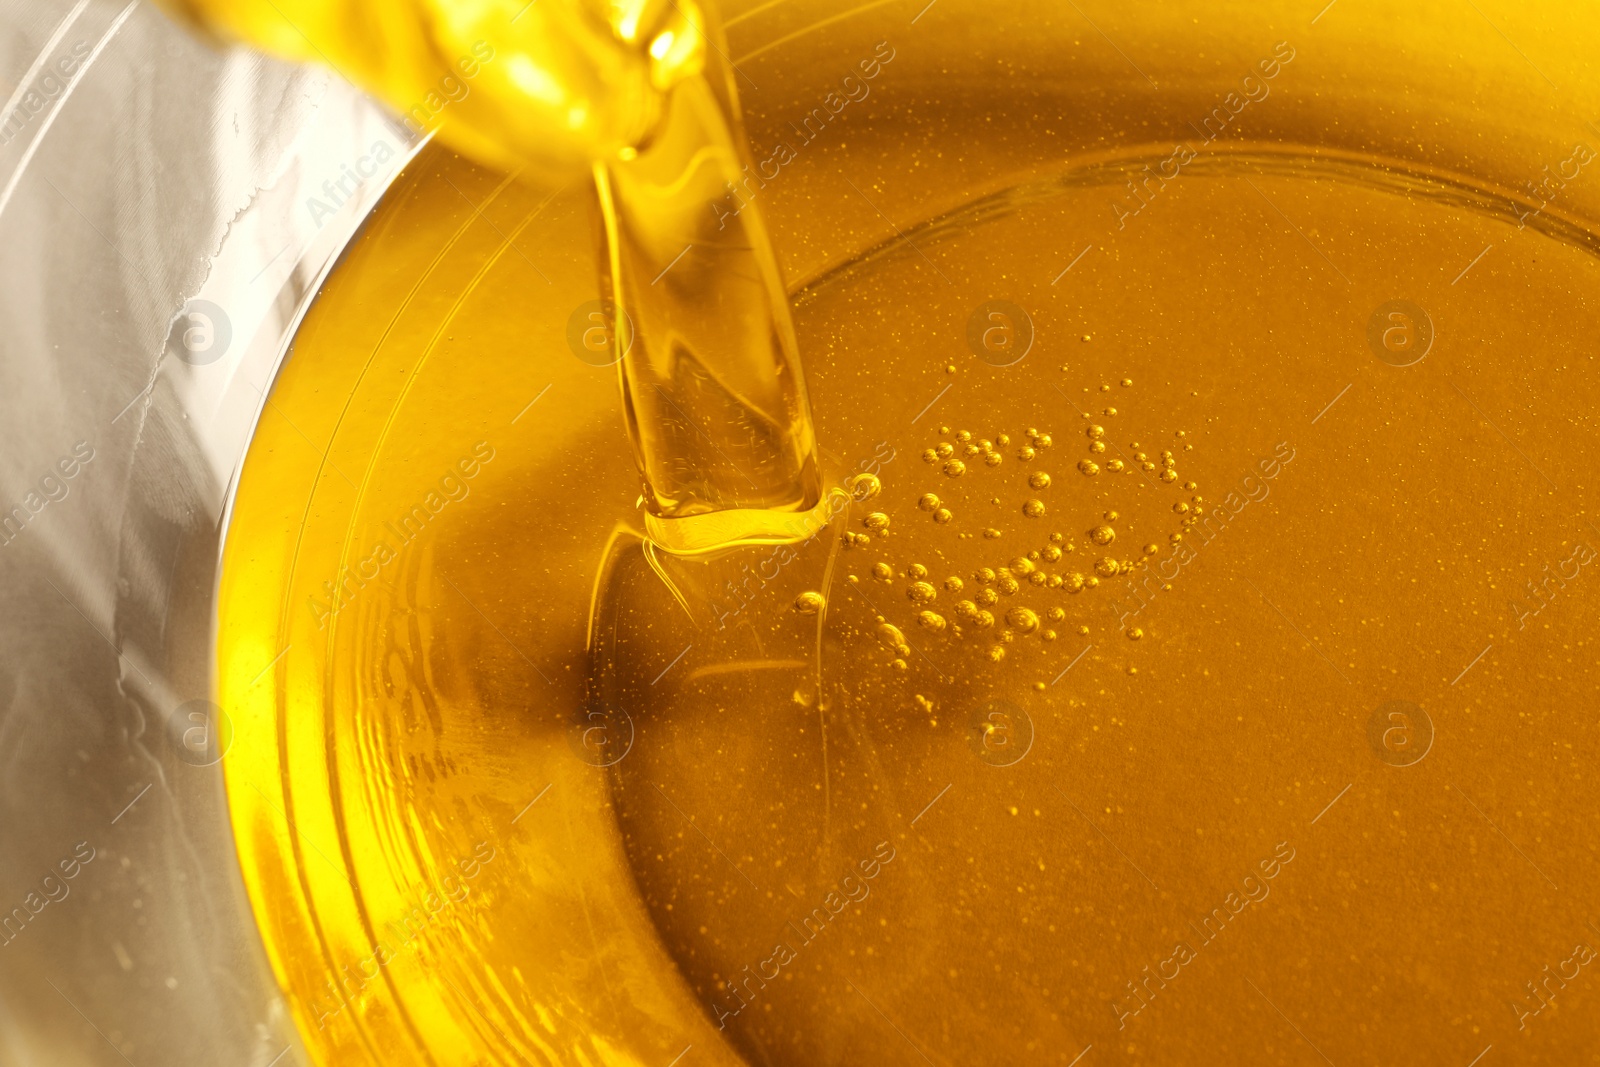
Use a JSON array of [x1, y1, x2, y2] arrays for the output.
[[848, 473, 882, 501], [1006, 607, 1040, 634], [794, 591, 825, 614]]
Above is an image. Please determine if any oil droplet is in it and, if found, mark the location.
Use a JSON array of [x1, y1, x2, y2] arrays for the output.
[[984, 452, 1003, 467], [983, 527, 1003, 539], [864, 512, 891, 532], [1127, 627, 1143, 640], [871, 562, 894, 581], [1144, 543, 1159, 556], [1016, 446, 1036, 461], [938, 425, 951, 435], [1035, 434, 1052, 449], [997, 574, 1020, 595], [933, 508, 953, 524], [974, 610, 995, 630], [1042, 545, 1062, 563], [946, 364, 957, 374], [1121, 378, 1133, 387], [975, 568, 996, 584], [1079, 625, 1090, 635], [1091, 525, 1116, 545], [908, 581, 938, 605], [1106, 511, 1119, 520], [848, 473, 882, 501], [1064, 573, 1086, 593], [1103, 407, 1117, 417], [918, 610, 947, 633], [877, 621, 907, 648], [987, 644, 1007, 662], [1029, 471, 1051, 490], [908, 563, 929, 579], [1006, 607, 1040, 634], [945, 575, 965, 592], [794, 591, 825, 614], [1087, 425, 1106, 440], [1095, 557, 1120, 577], [1085, 576, 1100, 588], [892, 659, 908, 672], [1161, 470, 1178, 483], [1047, 607, 1067, 623], [1106, 458, 1125, 473], [1081, 334, 1092, 342], [1078, 459, 1100, 477], [1009, 557, 1036, 575], [1023, 499, 1046, 518], [922, 449, 939, 464], [955, 599, 978, 619], [918, 493, 941, 511], [1174, 502, 1191, 514], [943, 459, 966, 477], [1089, 440, 1106, 454]]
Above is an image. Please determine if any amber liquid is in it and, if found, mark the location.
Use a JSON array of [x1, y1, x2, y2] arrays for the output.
[[216, 4, 1600, 1066]]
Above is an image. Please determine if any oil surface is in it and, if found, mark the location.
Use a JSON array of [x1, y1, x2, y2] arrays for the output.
[[216, 3, 1600, 1066]]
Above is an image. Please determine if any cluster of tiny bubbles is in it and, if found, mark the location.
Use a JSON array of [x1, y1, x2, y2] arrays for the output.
[[857, 413, 1202, 685]]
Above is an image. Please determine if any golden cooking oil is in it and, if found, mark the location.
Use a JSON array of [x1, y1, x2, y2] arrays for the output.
[[213, 2, 1600, 1065]]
